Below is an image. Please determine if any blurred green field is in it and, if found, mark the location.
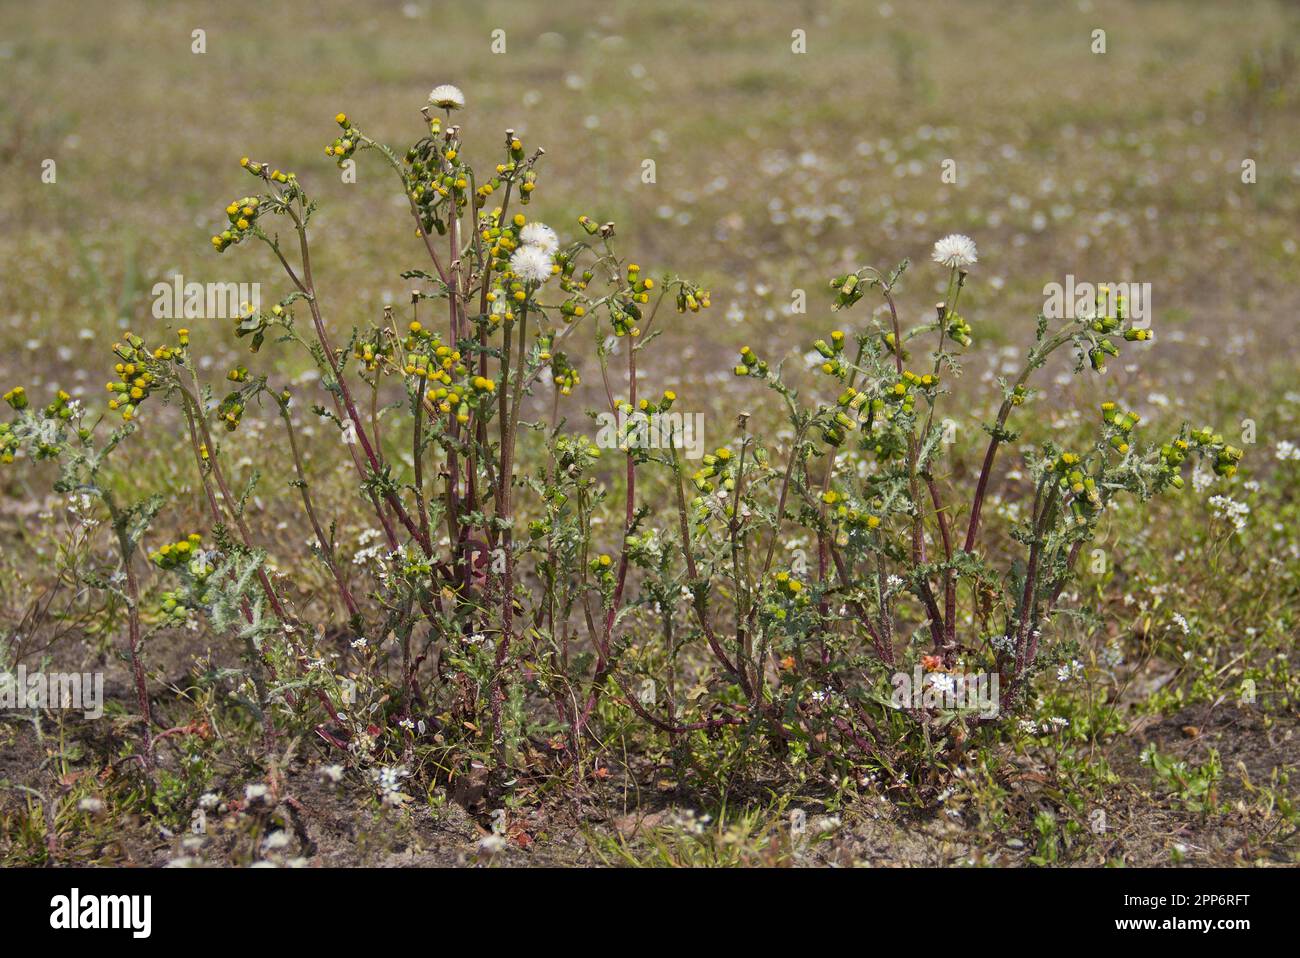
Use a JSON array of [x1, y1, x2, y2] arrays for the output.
[[1, 0, 1298, 866], [3, 0, 1298, 523], [3, 0, 1297, 387]]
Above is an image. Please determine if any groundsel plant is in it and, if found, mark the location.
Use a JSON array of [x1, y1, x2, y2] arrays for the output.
[[0, 87, 1244, 791], [725, 239, 1242, 738]]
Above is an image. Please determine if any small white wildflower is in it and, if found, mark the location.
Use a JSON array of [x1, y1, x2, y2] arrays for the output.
[[810, 814, 842, 834], [806, 686, 837, 707], [370, 765, 410, 807], [1101, 641, 1124, 670], [1171, 612, 1191, 635], [518, 221, 559, 253], [1191, 462, 1215, 493], [350, 636, 369, 650], [1275, 440, 1300, 462], [931, 233, 978, 269], [510, 244, 553, 284], [928, 673, 956, 695], [428, 84, 466, 110], [318, 764, 344, 784], [77, 797, 105, 814], [198, 792, 220, 810], [262, 830, 292, 851], [989, 633, 1016, 656], [1208, 494, 1250, 533], [478, 833, 506, 854], [352, 543, 384, 566], [1056, 659, 1084, 683], [669, 809, 711, 834], [244, 783, 269, 804]]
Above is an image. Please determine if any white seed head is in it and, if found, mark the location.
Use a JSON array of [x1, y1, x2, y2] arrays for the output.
[[931, 233, 978, 269], [511, 244, 554, 284], [519, 221, 559, 254], [428, 84, 466, 111]]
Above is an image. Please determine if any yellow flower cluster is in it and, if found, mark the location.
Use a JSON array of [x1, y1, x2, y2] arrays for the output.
[[150, 533, 203, 570], [3, 385, 27, 410], [211, 193, 262, 252], [1189, 427, 1243, 478], [44, 390, 74, 421], [323, 112, 357, 166], [733, 345, 769, 378], [555, 249, 594, 298], [674, 281, 710, 314], [217, 392, 245, 432], [821, 488, 882, 531], [106, 333, 168, 422], [691, 446, 733, 494], [548, 347, 581, 396], [604, 264, 662, 338], [475, 133, 530, 205], [773, 570, 807, 599], [1100, 402, 1139, 455], [481, 210, 527, 272], [812, 330, 847, 376]]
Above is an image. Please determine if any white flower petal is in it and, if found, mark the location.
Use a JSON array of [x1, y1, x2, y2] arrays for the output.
[[428, 84, 466, 110]]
